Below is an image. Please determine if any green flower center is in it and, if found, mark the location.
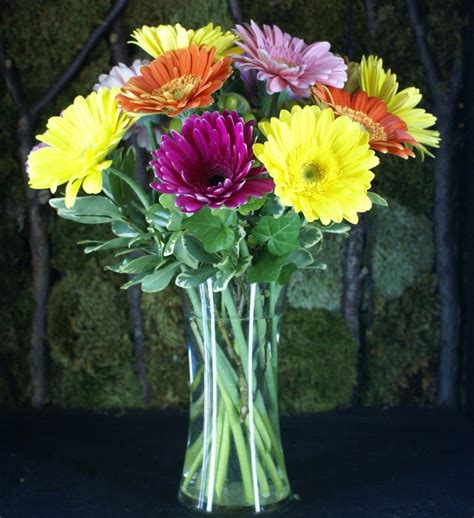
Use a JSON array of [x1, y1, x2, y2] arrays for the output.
[[301, 163, 323, 182]]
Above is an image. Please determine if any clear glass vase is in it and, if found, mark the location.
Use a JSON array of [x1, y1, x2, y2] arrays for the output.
[[178, 279, 292, 515]]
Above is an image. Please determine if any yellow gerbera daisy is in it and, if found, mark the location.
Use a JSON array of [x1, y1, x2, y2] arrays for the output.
[[359, 55, 440, 153], [27, 88, 132, 208], [129, 22, 242, 60], [254, 105, 379, 224]]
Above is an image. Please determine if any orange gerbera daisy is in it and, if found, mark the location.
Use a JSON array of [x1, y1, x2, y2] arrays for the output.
[[117, 45, 232, 117], [312, 83, 416, 159]]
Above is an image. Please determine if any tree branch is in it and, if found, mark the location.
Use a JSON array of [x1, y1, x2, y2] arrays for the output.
[[228, 0, 243, 24], [405, 0, 440, 98], [30, 0, 127, 117], [365, 0, 378, 38], [0, 39, 28, 115], [406, 0, 463, 407]]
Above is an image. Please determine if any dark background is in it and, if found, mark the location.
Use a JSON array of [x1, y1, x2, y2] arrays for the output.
[[0, 0, 472, 417]]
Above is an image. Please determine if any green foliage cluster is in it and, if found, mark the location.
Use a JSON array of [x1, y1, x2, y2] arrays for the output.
[[286, 235, 344, 312], [287, 198, 434, 311], [363, 274, 439, 406], [279, 308, 357, 412], [48, 270, 142, 407], [370, 200, 434, 299], [141, 287, 189, 407]]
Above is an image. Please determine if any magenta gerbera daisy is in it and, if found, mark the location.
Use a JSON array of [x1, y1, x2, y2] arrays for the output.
[[150, 111, 274, 213], [233, 21, 347, 98]]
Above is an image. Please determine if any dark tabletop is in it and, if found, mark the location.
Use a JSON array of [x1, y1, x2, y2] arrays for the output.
[[0, 408, 473, 518]]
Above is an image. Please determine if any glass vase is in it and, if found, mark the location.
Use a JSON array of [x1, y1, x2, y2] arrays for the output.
[[178, 279, 292, 515]]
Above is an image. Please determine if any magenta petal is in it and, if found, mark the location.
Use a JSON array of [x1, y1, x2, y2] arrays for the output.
[[150, 110, 274, 213]]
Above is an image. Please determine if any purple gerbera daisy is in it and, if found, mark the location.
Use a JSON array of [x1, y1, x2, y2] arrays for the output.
[[233, 21, 347, 98], [150, 111, 274, 213]]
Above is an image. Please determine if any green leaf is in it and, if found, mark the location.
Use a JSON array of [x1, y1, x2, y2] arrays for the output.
[[174, 236, 199, 268], [299, 226, 322, 248], [120, 255, 161, 274], [50, 196, 123, 222], [247, 250, 289, 283], [261, 196, 285, 217], [142, 262, 180, 292], [120, 272, 150, 290], [164, 232, 183, 257], [175, 267, 218, 288], [235, 256, 252, 277], [105, 147, 136, 206], [111, 220, 140, 238], [320, 222, 351, 234], [81, 237, 131, 254], [287, 248, 314, 267], [185, 207, 235, 253], [213, 271, 234, 291], [238, 196, 266, 216], [146, 204, 170, 227], [252, 212, 300, 256], [368, 191, 389, 207], [181, 235, 218, 264], [159, 195, 184, 230], [213, 208, 237, 226], [278, 263, 297, 285], [159, 194, 179, 212]]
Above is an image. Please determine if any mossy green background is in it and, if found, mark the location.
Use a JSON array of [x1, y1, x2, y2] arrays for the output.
[[1, 0, 459, 410]]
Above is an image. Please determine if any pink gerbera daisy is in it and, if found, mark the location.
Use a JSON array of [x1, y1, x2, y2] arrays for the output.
[[233, 21, 347, 98]]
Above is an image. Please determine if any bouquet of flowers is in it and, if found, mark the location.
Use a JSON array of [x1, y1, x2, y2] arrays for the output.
[[27, 20, 439, 514]]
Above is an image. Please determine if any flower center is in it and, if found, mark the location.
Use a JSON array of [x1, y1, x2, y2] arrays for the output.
[[201, 162, 231, 188], [336, 105, 387, 142], [155, 74, 200, 101], [301, 163, 323, 182], [291, 152, 340, 195], [207, 173, 226, 186]]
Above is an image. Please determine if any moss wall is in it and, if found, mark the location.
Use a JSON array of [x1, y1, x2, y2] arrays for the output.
[[0, 0, 461, 410]]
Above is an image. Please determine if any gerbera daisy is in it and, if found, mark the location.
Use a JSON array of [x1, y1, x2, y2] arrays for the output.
[[233, 21, 347, 98], [27, 88, 132, 208], [93, 59, 161, 151], [253, 105, 379, 224], [312, 83, 416, 159], [358, 55, 440, 153], [150, 111, 274, 213], [93, 59, 148, 91], [117, 45, 232, 117], [130, 23, 242, 60]]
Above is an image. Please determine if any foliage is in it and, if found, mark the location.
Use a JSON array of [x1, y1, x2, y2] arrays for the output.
[[362, 274, 439, 406], [142, 287, 189, 407], [370, 199, 434, 299], [286, 235, 344, 312], [279, 308, 357, 412], [287, 197, 434, 311], [48, 271, 142, 407]]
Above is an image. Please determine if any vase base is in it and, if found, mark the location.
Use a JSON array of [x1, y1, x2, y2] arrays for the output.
[[178, 490, 292, 515]]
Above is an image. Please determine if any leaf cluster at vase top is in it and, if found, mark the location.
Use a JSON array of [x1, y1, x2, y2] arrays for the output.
[[27, 20, 439, 290]]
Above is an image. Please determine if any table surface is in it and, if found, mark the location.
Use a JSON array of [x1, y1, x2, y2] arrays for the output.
[[0, 408, 473, 518]]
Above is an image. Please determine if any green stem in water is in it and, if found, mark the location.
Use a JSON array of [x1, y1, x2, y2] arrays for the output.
[[107, 167, 150, 210], [214, 410, 231, 499]]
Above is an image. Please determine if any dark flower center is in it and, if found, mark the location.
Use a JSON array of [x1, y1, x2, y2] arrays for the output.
[[207, 174, 226, 186], [203, 162, 231, 187]]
